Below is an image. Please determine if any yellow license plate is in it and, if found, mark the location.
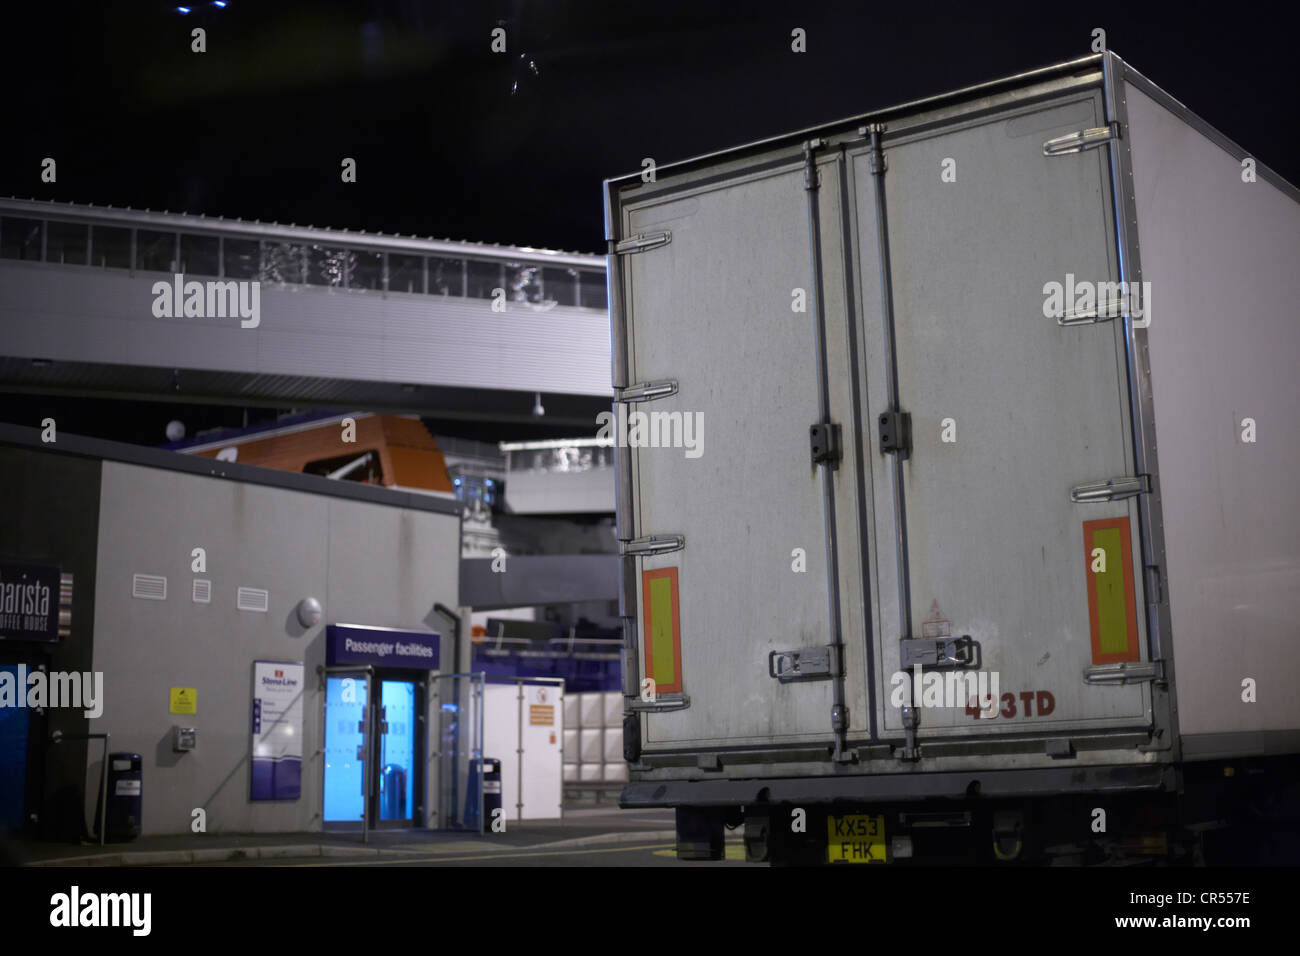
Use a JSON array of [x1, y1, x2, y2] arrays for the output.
[[827, 814, 887, 863]]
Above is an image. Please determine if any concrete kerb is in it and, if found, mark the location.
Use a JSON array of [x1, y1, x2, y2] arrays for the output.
[[24, 844, 385, 867], [522, 829, 676, 850]]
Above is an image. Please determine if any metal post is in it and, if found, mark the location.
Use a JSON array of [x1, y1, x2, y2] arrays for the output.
[[98, 735, 109, 846], [433, 605, 462, 828], [559, 684, 565, 822], [516, 678, 524, 822], [477, 672, 485, 835]]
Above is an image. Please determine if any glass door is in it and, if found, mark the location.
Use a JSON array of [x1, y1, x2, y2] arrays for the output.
[[376, 679, 416, 827], [323, 674, 369, 827]]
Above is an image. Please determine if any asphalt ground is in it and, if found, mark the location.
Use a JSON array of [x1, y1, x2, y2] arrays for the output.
[[1, 807, 750, 867]]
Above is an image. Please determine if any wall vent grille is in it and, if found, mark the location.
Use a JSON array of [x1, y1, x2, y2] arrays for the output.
[[237, 587, 269, 612], [132, 574, 167, 601]]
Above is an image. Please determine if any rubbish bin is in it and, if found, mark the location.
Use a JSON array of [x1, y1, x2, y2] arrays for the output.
[[380, 763, 407, 820], [95, 752, 142, 842], [464, 757, 502, 830]]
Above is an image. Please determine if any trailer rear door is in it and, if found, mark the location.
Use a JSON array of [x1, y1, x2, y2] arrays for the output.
[[852, 88, 1152, 741], [611, 154, 873, 752]]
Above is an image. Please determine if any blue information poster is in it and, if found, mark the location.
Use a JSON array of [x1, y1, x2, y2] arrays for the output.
[[251, 661, 304, 801]]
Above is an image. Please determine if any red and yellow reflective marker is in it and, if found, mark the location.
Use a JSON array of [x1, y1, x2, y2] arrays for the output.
[[1083, 517, 1140, 665], [642, 567, 683, 693]]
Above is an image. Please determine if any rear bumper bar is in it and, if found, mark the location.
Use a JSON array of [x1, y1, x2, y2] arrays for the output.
[[621, 762, 1175, 808]]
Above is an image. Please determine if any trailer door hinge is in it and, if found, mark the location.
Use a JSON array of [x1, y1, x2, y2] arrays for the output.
[[1057, 287, 1133, 326], [1145, 565, 1165, 605], [614, 231, 671, 255], [1083, 660, 1164, 685], [621, 534, 685, 557], [1042, 122, 1121, 156], [616, 380, 678, 403], [809, 422, 842, 465], [627, 695, 692, 713], [878, 410, 911, 459], [769, 644, 840, 683], [1070, 474, 1150, 503]]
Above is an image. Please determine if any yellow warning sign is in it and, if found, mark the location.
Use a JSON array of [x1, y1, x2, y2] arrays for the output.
[[529, 704, 554, 726], [170, 687, 197, 715]]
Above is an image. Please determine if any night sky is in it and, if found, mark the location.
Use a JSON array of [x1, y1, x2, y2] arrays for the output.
[[1, 0, 1295, 443]]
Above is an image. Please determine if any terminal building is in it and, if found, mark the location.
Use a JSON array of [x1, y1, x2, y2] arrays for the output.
[[0, 198, 621, 840]]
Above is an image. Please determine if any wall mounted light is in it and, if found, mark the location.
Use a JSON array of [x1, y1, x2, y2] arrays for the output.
[[296, 597, 322, 628]]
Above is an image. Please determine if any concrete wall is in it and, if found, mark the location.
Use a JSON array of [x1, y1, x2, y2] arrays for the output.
[[86, 460, 460, 835]]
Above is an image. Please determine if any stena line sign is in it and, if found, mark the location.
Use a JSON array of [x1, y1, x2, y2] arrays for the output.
[[0, 563, 62, 642]]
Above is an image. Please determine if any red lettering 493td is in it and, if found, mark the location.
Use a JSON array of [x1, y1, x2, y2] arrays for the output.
[[967, 690, 1055, 719]]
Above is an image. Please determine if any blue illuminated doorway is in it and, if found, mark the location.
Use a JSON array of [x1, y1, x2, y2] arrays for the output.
[[0, 664, 29, 831], [378, 680, 415, 824], [323, 675, 368, 825], [324, 673, 424, 830]]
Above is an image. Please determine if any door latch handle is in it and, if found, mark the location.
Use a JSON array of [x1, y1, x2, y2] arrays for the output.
[[768, 645, 838, 682], [900, 635, 980, 668]]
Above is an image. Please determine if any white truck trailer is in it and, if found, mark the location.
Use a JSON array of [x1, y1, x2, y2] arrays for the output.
[[603, 52, 1300, 864]]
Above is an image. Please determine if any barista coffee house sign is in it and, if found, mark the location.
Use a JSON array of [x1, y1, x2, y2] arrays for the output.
[[0, 563, 63, 642]]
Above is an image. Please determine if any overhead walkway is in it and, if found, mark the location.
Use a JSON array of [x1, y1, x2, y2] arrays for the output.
[[0, 197, 611, 425]]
